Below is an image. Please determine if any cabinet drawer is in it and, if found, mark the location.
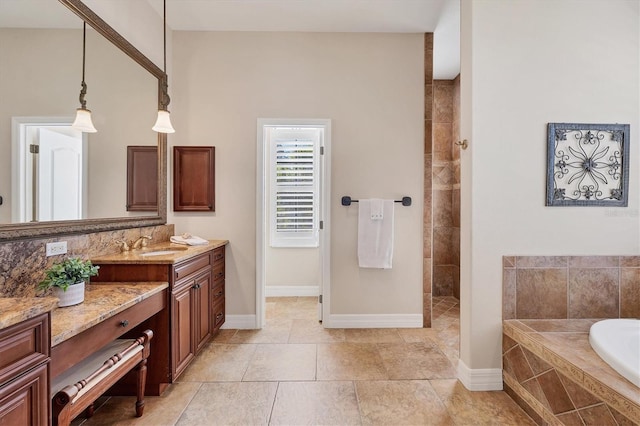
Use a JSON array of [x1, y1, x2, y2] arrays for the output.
[[212, 281, 225, 305], [0, 314, 49, 387], [174, 252, 211, 282], [212, 301, 225, 331], [212, 262, 225, 283], [213, 247, 225, 265], [50, 289, 166, 379]]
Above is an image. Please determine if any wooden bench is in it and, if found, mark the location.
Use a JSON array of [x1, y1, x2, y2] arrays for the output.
[[51, 330, 153, 426]]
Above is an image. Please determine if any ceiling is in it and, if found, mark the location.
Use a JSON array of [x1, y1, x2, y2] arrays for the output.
[[0, 0, 460, 79]]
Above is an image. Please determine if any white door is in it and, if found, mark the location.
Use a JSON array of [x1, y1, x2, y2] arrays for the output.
[[37, 128, 84, 221]]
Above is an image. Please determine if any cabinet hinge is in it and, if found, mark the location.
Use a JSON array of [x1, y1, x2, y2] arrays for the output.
[[319, 220, 324, 230], [29, 144, 39, 154], [318, 294, 322, 303], [320, 146, 324, 155]]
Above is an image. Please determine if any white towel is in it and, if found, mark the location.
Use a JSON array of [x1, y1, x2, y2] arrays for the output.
[[358, 199, 394, 269], [370, 198, 384, 220], [170, 235, 209, 246]]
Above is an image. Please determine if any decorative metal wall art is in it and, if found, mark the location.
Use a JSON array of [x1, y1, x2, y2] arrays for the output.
[[546, 123, 630, 207]]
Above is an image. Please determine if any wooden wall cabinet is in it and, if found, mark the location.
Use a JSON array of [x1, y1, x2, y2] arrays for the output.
[[0, 314, 50, 425], [173, 146, 215, 212], [127, 146, 158, 211], [94, 246, 225, 394]]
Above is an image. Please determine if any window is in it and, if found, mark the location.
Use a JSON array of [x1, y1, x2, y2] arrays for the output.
[[269, 127, 321, 247]]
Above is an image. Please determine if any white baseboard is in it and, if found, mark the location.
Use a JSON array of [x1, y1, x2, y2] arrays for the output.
[[265, 285, 319, 297], [221, 315, 256, 329], [324, 314, 423, 328], [457, 359, 503, 391]]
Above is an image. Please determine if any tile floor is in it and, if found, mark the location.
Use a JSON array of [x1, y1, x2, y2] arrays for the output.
[[78, 296, 534, 425]]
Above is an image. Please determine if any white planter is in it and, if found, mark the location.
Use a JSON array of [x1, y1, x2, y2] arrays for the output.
[[53, 282, 85, 307]]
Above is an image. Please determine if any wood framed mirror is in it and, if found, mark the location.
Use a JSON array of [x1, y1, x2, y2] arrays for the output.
[[0, 0, 167, 241]]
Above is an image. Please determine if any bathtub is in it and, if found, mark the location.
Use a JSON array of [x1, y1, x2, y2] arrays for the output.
[[589, 319, 640, 388]]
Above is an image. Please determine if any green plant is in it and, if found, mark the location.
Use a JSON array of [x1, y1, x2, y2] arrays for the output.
[[38, 258, 99, 292]]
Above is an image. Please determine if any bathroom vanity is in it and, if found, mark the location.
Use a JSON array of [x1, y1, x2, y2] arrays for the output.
[[91, 240, 228, 394], [0, 284, 166, 425]]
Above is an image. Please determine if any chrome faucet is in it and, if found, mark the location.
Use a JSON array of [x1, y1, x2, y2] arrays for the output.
[[132, 235, 152, 249]]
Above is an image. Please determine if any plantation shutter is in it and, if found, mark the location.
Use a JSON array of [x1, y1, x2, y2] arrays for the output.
[[269, 129, 320, 247]]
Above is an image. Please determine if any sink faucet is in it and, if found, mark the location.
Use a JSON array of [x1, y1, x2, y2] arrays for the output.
[[115, 240, 131, 252], [132, 235, 152, 249]]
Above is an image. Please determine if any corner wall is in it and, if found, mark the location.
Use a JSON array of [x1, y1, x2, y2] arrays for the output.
[[459, 0, 639, 383]]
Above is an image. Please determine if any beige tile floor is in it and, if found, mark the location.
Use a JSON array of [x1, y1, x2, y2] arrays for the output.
[[77, 296, 534, 425]]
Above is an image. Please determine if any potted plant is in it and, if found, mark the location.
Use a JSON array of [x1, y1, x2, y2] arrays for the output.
[[38, 258, 99, 307]]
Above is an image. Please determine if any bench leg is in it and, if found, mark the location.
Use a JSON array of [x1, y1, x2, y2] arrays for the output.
[[85, 402, 95, 418], [135, 358, 148, 417]]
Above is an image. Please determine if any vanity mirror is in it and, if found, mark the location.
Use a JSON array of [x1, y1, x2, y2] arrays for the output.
[[0, 0, 167, 241]]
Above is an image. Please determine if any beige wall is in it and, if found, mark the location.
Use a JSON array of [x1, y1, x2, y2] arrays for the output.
[[265, 247, 319, 289], [170, 32, 424, 319], [0, 28, 157, 223], [460, 0, 639, 375]]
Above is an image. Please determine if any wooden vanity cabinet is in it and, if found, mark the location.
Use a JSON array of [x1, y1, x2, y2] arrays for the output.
[[172, 268, 211, 378], [0, 314, 50, 425], [211, 250, 225, 332], [94, 246, 225, 392]]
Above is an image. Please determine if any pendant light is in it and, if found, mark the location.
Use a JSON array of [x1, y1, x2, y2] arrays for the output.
[[152, 0, 175, 133], [72, 22, 97, 133]]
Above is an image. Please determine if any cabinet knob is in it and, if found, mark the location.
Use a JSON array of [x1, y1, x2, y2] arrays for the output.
[[192, 283, 201, 290], [216, 313, 223, 320], [215, 290, 223, 297], [120, 320, 129, 327]]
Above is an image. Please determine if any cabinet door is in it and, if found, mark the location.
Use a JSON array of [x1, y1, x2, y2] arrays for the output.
[[171, 285, 194, 379], [173, 146, 215, 211], [126, 146, 158, 211], [0, 363, 48, 426], [193, 271, 212, 353]]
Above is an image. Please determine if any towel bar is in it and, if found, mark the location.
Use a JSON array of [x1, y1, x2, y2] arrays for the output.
[[341, 196, 411, 207]]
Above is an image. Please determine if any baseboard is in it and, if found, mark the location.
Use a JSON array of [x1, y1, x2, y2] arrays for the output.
[[457, 359, 503, 391], [324, 314, 422, 328], [265, 285, 319, 297], [220, 315, 256, 329]]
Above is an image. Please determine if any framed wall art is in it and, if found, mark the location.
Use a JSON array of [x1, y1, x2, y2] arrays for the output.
[[546, 123, 630, 207]]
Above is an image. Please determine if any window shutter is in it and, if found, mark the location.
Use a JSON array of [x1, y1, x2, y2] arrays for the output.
[[269, 130, 320, 247]]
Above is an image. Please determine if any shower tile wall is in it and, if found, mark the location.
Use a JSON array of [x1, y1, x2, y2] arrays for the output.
[[0, 224, 174, 297], [423, 33, 434, 327], [432, 78, 460, 299], [502, 255, 640, 320]]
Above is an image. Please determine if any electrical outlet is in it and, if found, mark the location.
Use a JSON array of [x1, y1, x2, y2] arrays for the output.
[[46, 241, 67, 257]]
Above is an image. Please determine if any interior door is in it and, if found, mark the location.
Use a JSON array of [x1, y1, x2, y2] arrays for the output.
[[37, 128, 85, 221]]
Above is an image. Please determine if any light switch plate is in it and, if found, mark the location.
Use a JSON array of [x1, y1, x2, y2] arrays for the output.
[[46, 241, 67, 256]]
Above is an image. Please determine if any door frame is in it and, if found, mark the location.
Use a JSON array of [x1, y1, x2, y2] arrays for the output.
[[256, 118, 331, 328]]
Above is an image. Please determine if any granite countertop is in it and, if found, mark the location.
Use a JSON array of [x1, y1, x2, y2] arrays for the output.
[[0, 297, 59, 330], [91, 239, 228, 265], [51, 282, 168, 347]]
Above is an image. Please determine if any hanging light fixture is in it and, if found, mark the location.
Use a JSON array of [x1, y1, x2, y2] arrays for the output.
[[153, 0, 175, 133], [72, 22, 97, 133]]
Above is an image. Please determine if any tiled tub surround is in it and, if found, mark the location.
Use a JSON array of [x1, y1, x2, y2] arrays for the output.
[[0, 224, 174, 297], [502, 255, 640, 425], [502, 256, 640, 320], [503, 320, 639, 425]]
